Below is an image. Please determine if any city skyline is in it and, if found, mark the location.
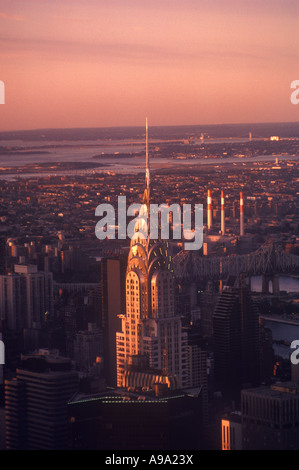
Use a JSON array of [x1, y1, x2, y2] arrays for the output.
[[0, 0, 299, 131], [1, 120, 299, 449], [1, 0, 299, 453]]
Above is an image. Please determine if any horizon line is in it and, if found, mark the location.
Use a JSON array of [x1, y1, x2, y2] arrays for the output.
[[1, 119, 299, 135]]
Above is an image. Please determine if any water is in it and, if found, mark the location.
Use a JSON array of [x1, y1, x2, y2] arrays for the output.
[[251, 275, 299, 293], [0, 139, 146, 167], [251, 275, 299, 359], [0, 136, 298, 180], [263, 320, 299, 359], [1, 123, 299, 179]]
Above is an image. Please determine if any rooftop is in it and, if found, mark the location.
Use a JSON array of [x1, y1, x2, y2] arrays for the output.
[[68, 386, 202, 406], [242, 381, 299, 398]]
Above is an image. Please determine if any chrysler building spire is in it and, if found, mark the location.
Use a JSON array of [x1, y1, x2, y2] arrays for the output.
[[116, 117, 189, 390], [143, 117, 151, 206]]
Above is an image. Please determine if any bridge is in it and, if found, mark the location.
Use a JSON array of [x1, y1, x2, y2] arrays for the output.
[[172, 240, 299, 292]]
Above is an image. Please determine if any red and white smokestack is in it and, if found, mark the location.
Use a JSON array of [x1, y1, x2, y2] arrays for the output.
[[207, 189, 212, 230], [221, 190, 225, 235], [240, 191, 244, 236]]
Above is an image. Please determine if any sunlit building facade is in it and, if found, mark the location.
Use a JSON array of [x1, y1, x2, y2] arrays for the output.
[[116, 120, 188, 389], [221, 413, 242, 450]]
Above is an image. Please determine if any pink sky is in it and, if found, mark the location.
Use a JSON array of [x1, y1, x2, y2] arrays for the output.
[[0, 0, 299, 131]]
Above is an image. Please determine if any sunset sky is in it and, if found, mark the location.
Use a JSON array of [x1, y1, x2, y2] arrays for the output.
[[0, 0, 299, 131]]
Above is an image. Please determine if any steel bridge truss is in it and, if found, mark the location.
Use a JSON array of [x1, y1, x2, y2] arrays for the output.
[[172, 241, 299, 282]]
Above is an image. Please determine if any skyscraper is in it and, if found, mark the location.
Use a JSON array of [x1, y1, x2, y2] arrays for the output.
[[68, 386, 203, 450], [116, 119, 188, 389], [14, 264, 54, 330], [242, 382, 299, 450], [73, 323, 103, 371], [0, 264, 53, 332], [5, 352, 78, 450], [213, 279, 260, 401], [0, 237, 6, 275], [101, 256, 126, 387], [0, 274, 23, 330]]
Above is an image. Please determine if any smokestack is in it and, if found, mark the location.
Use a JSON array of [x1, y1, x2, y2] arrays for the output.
[[221, 190, 225, 235], [207, 190, 212, 230], [240, 191, 244, 236]]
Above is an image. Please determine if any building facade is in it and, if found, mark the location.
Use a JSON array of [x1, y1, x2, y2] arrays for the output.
[[0, 264, 53, 331], [101, 256, 126, 387], [213, 282, 260, 400], [116, 120, 189, 389], [241, 382, 299, 450], [0, 274, 23, 330], [5, 352, 78, 450], [68, 386, 203, 450], [221, 412, 242, 450], [74, 323, 103, 371]]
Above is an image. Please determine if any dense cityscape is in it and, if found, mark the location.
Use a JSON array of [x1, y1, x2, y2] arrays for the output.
[[0, 124, 299, 451]]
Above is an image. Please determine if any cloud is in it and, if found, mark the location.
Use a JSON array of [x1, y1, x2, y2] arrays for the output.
[[0, 34, 271, 64], [52, 14, 88, 23], [0, 36, 185, 65], [0, 12, 25, 21], [0, 27, 294, 70]]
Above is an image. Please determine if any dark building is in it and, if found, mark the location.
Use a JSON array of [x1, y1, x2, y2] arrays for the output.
[[242, 382, 299, 450], [61, 292, 95, 359], [88, 284, 102, 328], [258, 318, 274, 384], [199, 280, 218, 337], [101, 256, 126, 387], [213, 281, 260, 401], [68, 385, 203, 450], [0, 237, 6, 275], [185, 325, 209, 426], [5, 352, 78, 450]]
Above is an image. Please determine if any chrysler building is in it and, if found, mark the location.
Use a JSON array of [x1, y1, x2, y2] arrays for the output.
[[116, 119, 188, 389]]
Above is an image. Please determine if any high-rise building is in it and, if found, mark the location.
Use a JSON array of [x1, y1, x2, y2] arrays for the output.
[[68, 386, 203, 450], [116, 119, 189, 389], [0, 274, 23, 330], [258, 318, 274, 384], [241, 382, 299, 450], [0, 237, 6, 275], [61, 292, 95, 359], [0, 331, 4, 406], [186, 326, 209, 425], [0, 265, 54, 354], [221, 412, 242, 450], [5, 352, 78, 450], [200, 280, 218, 337], [213, 280, 260, 400], [74, 323, 103, 371], [101, 256, 126, 387], [14, 264, 54, 329]]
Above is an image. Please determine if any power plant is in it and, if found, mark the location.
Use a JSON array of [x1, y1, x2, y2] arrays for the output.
[[201, 189, 249, 258], [205, 189, 245, 238]]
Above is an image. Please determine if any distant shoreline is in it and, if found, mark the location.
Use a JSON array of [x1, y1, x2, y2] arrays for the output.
[[1, 121, 299, 141], [0, 161, 108, 175]]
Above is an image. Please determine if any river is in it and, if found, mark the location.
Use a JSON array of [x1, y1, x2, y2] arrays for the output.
[[0, 136, 299, 180], [251, 275, 299, 359]]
